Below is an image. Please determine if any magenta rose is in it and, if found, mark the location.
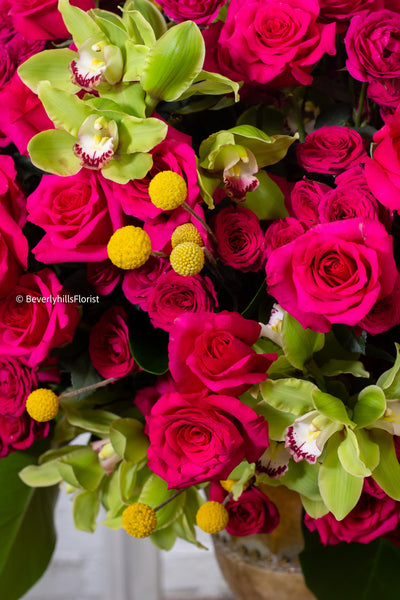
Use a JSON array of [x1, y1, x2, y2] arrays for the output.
[[318, 166, 392, 227], [87, 260, 122, 296], [0, 268, 80, 367], [0, 154, 26, 227], [0, 358, 38, 417], [289, 178, 331, 225], [305, 491, 400, 545], [89, 306, 136, 379], [265, 217, 307, 257], [357, 274, 400, 334], [0, 74, 54, 154], [0, 203, 28, 298], [318, 0, 380, 23], [0, 412, 49, 458], [27, 170, 126, 263], [146, 391, 269, 488], [134, 373, 177, 418], [368, 79, 400, 117], [266, 218, 398, 333], [122, 256, 171, 310], [9, 0, 95, 40], [210, 0, 336, 88], [156, 0, 227, 25], [345, 10, 400, 82], [146, 271, 218, 332], [364, 105, 400, 210], [212, 205, 266, 272], [296, 126, 367, 175], [210, 483, 280, 536], [169, 311, 276, 396]]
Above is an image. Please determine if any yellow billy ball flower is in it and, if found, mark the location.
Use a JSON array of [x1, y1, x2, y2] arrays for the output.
[[122, 502, 157, 538], [219, 479, 250, 493], [26, 389, 59, 422], [170, 242, 204, 276], [107, 226, 151, 270], [171, 223, 203, 248], [148, 170, 187, 210], [196, 501, 229, 534]]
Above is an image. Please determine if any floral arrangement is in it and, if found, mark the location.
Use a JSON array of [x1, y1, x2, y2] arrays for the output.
[[2, 0, 400, 599]]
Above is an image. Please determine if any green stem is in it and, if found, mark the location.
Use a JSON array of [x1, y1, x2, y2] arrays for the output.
[[289, 92, 306, 143], [60, 377, 116, 399], [145, 94, 160, 117], [355, 81, 367, 128], [182, 202, 218, 246], [155, 489, 186, 511]]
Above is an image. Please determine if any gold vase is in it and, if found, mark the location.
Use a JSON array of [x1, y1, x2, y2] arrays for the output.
[[213, 485, 316, 600]]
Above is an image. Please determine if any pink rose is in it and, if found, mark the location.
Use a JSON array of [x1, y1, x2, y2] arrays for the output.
[[122, 256, 171, 310], [27, 170, 126, 263], [146, 271, 218, 332], [9, 0, 95, 40], [289, 178, 331, 225], [0, 154, 26, 227], [209, 483, 280, 536], [0, 268, 80, 367], [89, 306, 136, 379], [318, 166, 392, 227], [296, 126, 367, 175], [264, 217, 307, 257], [305, 491, 400, 545], [169, 311, 276, 396], [318, 0, 380, 23], [357, 274, 400, 335], [0, 358, 38, 417], [345, 10, 400, 82], [266, 218, 398, 333], [111, 135, 199, 222], [0, 74, 53, 155], [87, 260, 122, 296], [156, 0, 227, 25], [146, 391, 269, 488], [368, 79, 400, 117], [0, 203, 28, 298], [364, 105, 400, 210], [134, 373, 177, 418], [212, 205, 266, 272], [0, 412, 49, 458], [211, 0, 336, 88]]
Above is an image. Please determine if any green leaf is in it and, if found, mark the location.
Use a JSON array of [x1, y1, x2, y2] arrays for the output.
[[281, 312, 325, 370], [102, 469, 125, 518], [138, 474, 185, 529], [338, 429, 371, 477], [37, 81, 93, 136], [99, 81, 146, 117], [18, 49, 79, 94], [355, 428, 380, 472], [259, 378, 316, 416], [123, 0, 167, 40], [19, 461, 63, 487], [27, 130, 81, 176], [370, 429, 400, 500], [319, 359, 369, 379], [123, 42, 150, 82], [353, 385, 386, 428], [57, 447, 105, 491], [0, 450, 58, 600], [141, 21, 205, 101], [101, 153, 153, 184], [312, 390, 353, 425], [70, 351, 103, 401], [332, 324, 367, 355], [73, 490, 100, 533], [377, 343, 400, 396], [300, 530, 400, 600], [237, 105, 285, 135], [118, 460, 141, 503], [150, 524, 177, 550], [58, 0, 107, 46], [129, 308, 169, 375], [318, 433, 363, 520], [300, 495, 328, 519], [62, 403, 119, 435], [109, 418, 149, 463], [118, 115, 167, 153], [242, 170, 288, 220], [255, 401, 295, 440]]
